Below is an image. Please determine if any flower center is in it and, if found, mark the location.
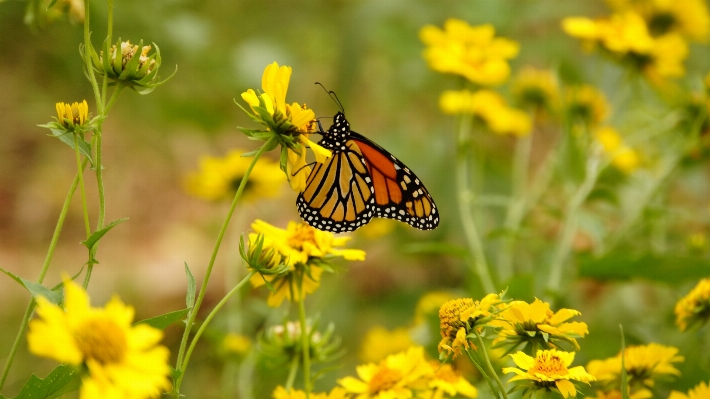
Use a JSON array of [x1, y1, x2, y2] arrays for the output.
[[529, 353, 568, 377], [368, 366, 402, 394], [439, 298, 474, 339], [287, 223, 316, 250], [74, 317, 127, 365]]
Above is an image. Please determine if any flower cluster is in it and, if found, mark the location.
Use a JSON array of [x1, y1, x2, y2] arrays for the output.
[[420, 19, 519, 86], [184, 149, 284, 202], [503, 349, 595, 398], [247, 219, 365, 307], [28, 278, 171, 399], [674, 278, 710, 331], [239, 62, 331, 192], [586, 343, 684, 395], [440, 90, 531, 136], [562, 10, 690, 83], [594, 126, 641, 173]]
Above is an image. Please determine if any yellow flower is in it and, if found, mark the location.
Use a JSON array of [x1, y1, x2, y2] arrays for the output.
[[55, 100, 89, 130], [440, 90, 531, 136], [606, 0, 710, 42], [27, 278, 171, 399], [338, 346, 434, 399], [669, 380, 710, 399], [594, 126, 641, 173], [414, 291, 456, 325], [588, 388, 652, 399], [565, 85, 610, 126], [503, 349, 595, 398], [675, 278, 710, 331], [222, 333, 251, 355], [357, 219, 397, 239], [586, 343, 683, 391], [273, 386, 350, 399], [438, 298, 476, 359], [184, 149, 284, 202], [360, 326, 416, 363], [248, 220, 365, 306], [492, 298, 589, 352], [428, 361, 478, 399], [420, 19, 519, 86], [511, 66, 561, 113]]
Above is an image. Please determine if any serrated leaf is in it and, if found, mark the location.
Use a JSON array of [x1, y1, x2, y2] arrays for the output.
[[81, 218, 128, 251], [134, 308, 190, 330], [49, 129, 93, 164], [185, 262, 196, 308], [0, 268, 62, 305], [3, 364, 80, 399]]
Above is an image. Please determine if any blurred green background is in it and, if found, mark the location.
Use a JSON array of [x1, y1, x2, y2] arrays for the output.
[[1, 0, 710, 398]]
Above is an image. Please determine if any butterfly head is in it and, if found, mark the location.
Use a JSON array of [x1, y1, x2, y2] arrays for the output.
[[330, 112, 350, 134]]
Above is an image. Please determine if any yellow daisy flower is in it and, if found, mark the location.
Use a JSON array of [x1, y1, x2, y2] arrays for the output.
[[248, 219, 365, 307], [56, 100, 89, 129], [669, 380, 710, 399], [586, 343, 683, 391], [675, 278, 710, 331], [440, 89, 531, 136], [606, 0, 710, 42], [428, 361, 478, 399], [511, 66, 561, 113], [438, 294, 502, 360], [594, 126, 641, 173], [359, 326, 416, 363], [503, 349, 595, 398], [27, 278, 171, 399], [273, 386, 350, 399], [588, 388, 652, 399], [338, 346, 434, 399], [420, 19, 519, 86], [184, 149, 284, 201], [492, 298, 588, 352], [564, 85, 610, 126]]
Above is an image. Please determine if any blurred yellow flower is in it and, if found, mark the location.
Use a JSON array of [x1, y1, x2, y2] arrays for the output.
[[586, 343, 683, 391], [511, 66, 561, 113], [428, 361, 478, 399], [589, 388, 652, 399], [248, 219, 365, 306], [503, 349, 595, 398], [606, 0, 710, 42], [28, 278, 171, 399], [669, 380, 710, 399], [357, 218, 397, 239], [440, 89, 531, 136], [420, 19, 519, 86], [594, 126, 641, 173], [414, 291, 456, 325], [55, 100, 89, 129], [492, 298, 588, 352], [222, 333, 251, 355], [338, 346, 433, 399], [359, 326, 415, 363], [675, 278, 710, 331], [184, 149, 284, 202], [565, 85, 610, 126], [273, 386, 350, 399]]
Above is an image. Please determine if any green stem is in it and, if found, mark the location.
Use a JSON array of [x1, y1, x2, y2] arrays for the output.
[[74, 134, 91, 238], [173, 137, 276, 397], [284, 353, 300, 391], [464, 348, 500, 399], [546, 149, 602, 295], [474, 332, 508, 399], [0, 160, 87, 391], [456, 114, 496, 293], [177, 270, 256, 385], [83, 0, 101, 111], [297, 269, 312, 398]]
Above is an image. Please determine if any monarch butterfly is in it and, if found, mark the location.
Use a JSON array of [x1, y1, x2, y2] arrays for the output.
[[297, 105, 439, 233]]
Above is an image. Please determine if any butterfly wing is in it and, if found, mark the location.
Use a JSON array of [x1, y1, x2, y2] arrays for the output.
[[350, 132, 439, 230], [296, 139, 375, 233]]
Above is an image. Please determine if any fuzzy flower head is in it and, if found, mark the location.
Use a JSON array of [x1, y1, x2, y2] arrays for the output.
[[184, 149, 284, 202], [594, 126, 641, 173], [27, 278, 171, 399], [503, 349, 595, 398], [669, 380, 710, 399], [492, 298, 589, 353], [93, 39, 174, 94], [338, 346, 434, 399], [440, 90, 532, 136], [675, 278, 710, 331], [437, 294, 502, 360], [238, 62, 331, 191], [564, 85, 610, 126], [420, 19, 520, 86], [248, 219, 365, 306], [586, 343, 683, 391], [511, 66, 561, 114]]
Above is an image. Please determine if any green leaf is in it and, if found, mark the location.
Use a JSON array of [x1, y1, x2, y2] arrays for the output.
[[48, 129, 93, 164], [81, 218, 129, 251], [185, 262, 196, 309], [0, 364, 80, 399], [0, 268, 62, 305], [134, 308, 190, 330], [578, 252, 710, 284]]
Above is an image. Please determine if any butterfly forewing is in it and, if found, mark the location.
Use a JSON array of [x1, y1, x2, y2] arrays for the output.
[[297, 112, 439, 233]]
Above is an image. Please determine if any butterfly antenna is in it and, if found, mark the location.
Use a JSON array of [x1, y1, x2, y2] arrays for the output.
[[315, 82, 345, 113]]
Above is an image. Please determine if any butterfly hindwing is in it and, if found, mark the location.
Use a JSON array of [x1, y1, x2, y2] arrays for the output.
[[297, 111, 439, 232]]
